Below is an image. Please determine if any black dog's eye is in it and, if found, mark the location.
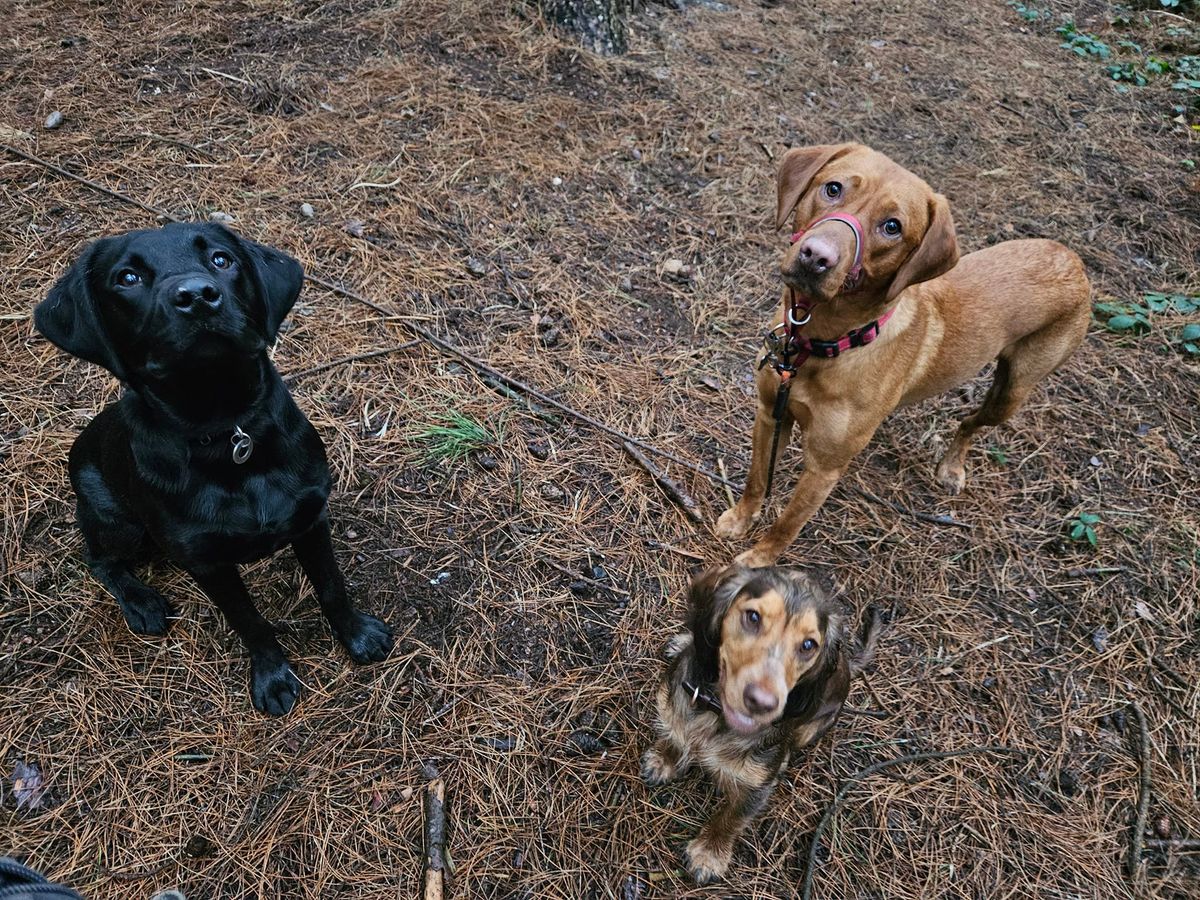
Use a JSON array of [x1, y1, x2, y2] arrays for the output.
[[882, 218, 902, 237], [211, 251, 233, 269], [743, 609, 761, 631], [115, 269, 142, 287], [801, 638, 819, 653], [822, 181, 843, 200]]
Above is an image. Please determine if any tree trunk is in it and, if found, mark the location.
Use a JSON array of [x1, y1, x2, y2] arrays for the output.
[[536, 0, 640, 56]]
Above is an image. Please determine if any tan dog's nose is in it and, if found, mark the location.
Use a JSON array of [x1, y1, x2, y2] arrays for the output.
[[794, 234, 840, 275], [742, 683, 780, 715]]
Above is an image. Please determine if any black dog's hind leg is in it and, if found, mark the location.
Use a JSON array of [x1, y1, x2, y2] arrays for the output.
[[292, 517, 393, 664], [186, 565, 301, 716], [74, 465, 172, 635]]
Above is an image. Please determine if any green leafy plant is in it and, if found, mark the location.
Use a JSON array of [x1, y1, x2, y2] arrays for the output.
[[1094, 293, 1200, 336], [1008, 1, 1050, 22], [1067, 512, 1101, 547], [1107, 62, 1149, 85], [414, 411, 495, 462], [1178, 323, 1200, 356], [1057, 22, 1112, 58]]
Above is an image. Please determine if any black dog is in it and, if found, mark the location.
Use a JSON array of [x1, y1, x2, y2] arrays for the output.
[[35, 222, 393, 715]]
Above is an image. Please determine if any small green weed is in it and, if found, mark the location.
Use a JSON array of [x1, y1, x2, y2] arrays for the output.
[[1094, 293, 1200, 348], [1066, 512, 1101, 548], [1008, 1, 1050, 23], [1057, 22, 1112, 58], [987, 446, 1009, 465], [415, 411, 496, 462]]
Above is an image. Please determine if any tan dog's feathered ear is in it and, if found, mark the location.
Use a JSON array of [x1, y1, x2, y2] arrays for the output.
[[775, 143, 857, 230], [687, 564, 758, 684], [885, 192, 958, 302]]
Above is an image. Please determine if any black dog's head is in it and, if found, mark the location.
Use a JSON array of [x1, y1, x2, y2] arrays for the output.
[[35, 222, 303, 382]]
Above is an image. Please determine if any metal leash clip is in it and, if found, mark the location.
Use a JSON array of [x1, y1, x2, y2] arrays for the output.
[[230, 426, 254, 465]]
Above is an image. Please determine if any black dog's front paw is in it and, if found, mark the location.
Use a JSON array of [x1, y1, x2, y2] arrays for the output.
[[116, 584, 173, 636], [336, 612, 393, 664], [250, 657, 301, 716]]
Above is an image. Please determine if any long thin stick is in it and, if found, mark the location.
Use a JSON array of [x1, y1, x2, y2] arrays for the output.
[[282, 341, 420, 383], [850, 485, 971, 531], [623, 441, 703, 523], [1127, 702, 1151, 883], [800, 746, 1025, 900], [423, 778, 446, 900]]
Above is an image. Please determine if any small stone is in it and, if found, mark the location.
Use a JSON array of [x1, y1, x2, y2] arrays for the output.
[[569, 580, 594, 597], [662, 258, 685, 276], [344, 220, 366, 238], [150, 892, 187, 900], [465, 257, 488, 277], [44, 110, 64, 129], [1091, 626, 1108, 653], [1089, 456, 1101, 467], [345, 530, 358, 540], [1154, 816, 1172, 839], [539, 327, 561, 347], [539, 483, 565, 502], [299, 202, 315, 218], [528, 440, 549, 460], [551, 176, 563, 187], [209, 211, 234, 224], [476, 452, 499, 471], [620, 275, 633, 293]]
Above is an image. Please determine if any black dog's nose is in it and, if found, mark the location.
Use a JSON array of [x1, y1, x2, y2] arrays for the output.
[[742, 684, 779, 715], [174, 277, 222, 313]]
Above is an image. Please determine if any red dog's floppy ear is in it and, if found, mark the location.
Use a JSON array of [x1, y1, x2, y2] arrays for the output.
[[885, 192, 958, 302], [775, 143, 858, 231]]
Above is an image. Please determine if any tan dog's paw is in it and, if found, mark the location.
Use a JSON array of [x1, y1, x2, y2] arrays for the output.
[[685, 835, 733, 884], [935, 455, 967, 495], [715, 506, 757, 540], [641, 745, 686, 785], [734, 545, 777, 569]]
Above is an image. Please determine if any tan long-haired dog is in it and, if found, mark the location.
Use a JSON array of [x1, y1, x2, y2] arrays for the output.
[[642, 565, 879, 883], [716, 143, 1091, 565]]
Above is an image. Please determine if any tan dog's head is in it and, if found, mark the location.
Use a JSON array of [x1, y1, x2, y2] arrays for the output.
[[687, 564, 845, 735], [775, 142, 958, 304]]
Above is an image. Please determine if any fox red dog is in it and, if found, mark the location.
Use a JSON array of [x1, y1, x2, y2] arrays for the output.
[[717, 143, 1091, 565]]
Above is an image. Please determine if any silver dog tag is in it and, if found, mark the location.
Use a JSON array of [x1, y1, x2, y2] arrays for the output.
[[230, 426, 254, 465]]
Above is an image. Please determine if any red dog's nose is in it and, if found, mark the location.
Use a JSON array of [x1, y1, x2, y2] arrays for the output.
[[795, 234, 840, 275]]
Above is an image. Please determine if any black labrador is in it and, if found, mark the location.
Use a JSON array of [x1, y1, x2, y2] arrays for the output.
[[34, 222, 393, 715]]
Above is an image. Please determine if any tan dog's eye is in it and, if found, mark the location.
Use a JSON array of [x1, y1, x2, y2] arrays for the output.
[[882, 218, 902, 237], [742, 609, 761, 631], [822, 182, 843, 200], [800, 638, 818, 653]]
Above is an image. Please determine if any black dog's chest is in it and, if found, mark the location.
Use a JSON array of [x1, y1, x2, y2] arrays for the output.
[[179, 469, 329, 563]]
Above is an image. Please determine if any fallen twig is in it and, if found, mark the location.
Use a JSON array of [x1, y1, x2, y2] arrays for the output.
[[424, 778, 447, 900], [716, 458, 736, 510], [842, 705, 889, 720], [283, 341, 420, 383], [540, 556, 630, 597], [623, 441, 703, 523], [801, 746, 1025, 900], [1065, 566, 1127, 577], [1127, 702, 1151, 883], [1145, 839, 1200, 852], [850, 485, 971, 531], [645, 539, 705, 562]]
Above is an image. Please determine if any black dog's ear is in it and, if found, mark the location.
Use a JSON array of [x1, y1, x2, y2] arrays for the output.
[[34, 239, 127, 380], [230, 228, 304, 343], [687, 564, 759, 684]]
